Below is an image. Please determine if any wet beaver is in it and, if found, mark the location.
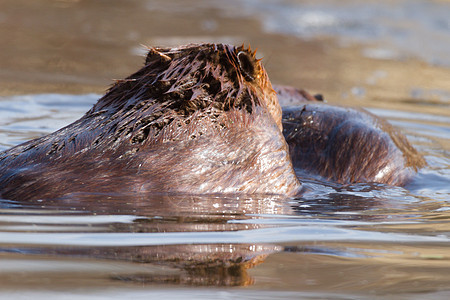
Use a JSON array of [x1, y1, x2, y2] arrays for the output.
[[281, 103, 425, 185], [0, 43, 424, 201], [272, 85, 425, 185], [0, 44, 300, 201]]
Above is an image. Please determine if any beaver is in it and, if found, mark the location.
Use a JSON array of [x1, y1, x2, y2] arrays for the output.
[[0, 44, 300, 201], [281, 103, 425, 185], [0, 43, 424, 201], [271, 84, 425, 185]]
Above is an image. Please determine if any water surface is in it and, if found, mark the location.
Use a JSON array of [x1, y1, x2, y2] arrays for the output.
[[0, 0, 449, 299]]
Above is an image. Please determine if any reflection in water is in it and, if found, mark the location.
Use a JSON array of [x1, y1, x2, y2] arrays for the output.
[[1, 183, 448, 288], [3, 244, 277, 287], [1, 193, 289, 286]]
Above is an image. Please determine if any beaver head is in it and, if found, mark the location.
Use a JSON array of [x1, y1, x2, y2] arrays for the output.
[[0, 44, 301, 200], [91, 43, 283, 135]]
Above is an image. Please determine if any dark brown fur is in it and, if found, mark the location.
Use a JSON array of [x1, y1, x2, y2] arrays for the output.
[[278, 94, 425, 185], [0, 44, 300, 201], [0, 44, 424, 201]]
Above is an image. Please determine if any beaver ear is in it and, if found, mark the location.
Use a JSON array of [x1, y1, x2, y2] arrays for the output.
[[145, 48, 172, 65], [237, 51, 256, 81], [314, 94, 324, 101]]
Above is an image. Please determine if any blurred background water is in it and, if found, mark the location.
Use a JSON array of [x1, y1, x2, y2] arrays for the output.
[[0, 0, 449, 299]]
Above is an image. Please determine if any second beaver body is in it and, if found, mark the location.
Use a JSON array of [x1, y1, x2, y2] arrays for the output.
[[0, 44, 425, 201]]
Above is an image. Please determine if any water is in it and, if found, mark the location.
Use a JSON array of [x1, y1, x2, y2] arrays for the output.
[[1, 0, 450, 299], [242, 0, 450, 66]]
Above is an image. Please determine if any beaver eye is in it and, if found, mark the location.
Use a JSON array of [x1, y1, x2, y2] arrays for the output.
[[237, 51, 256, 81]]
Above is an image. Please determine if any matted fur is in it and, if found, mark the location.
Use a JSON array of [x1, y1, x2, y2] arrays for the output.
[[0, 43, 425, 201], [282, 103, 425, 185], [0, 43, 300, 201]]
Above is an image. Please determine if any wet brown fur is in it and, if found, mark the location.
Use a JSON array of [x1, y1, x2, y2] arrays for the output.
[[0, 44, 299, 201], [281, 103, 425, 185], [0, 43, 425, 201]]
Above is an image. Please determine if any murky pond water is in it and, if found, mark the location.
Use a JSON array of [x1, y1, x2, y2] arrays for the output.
[[1, 0, 449, 299]]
